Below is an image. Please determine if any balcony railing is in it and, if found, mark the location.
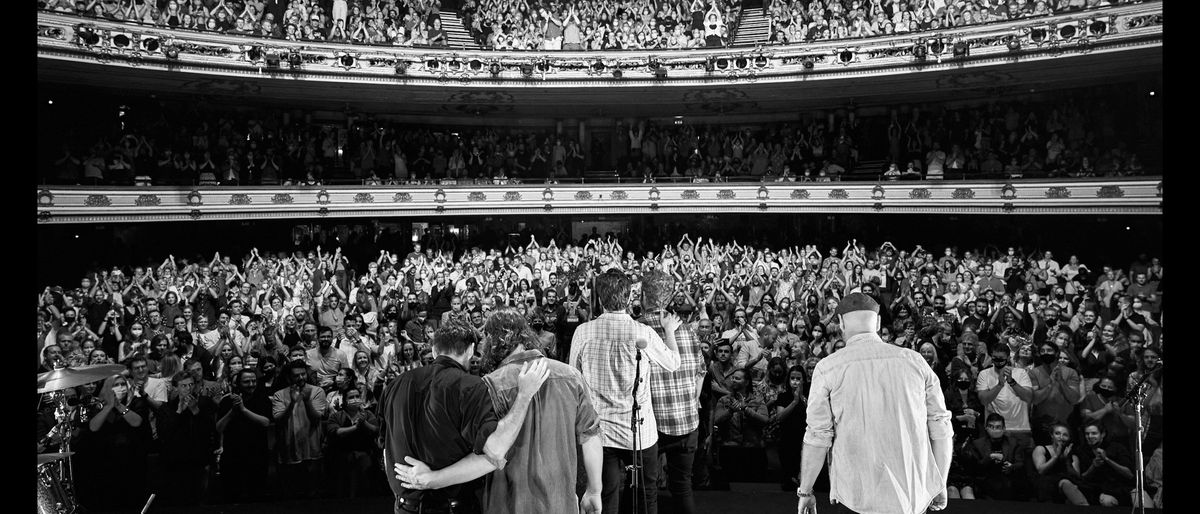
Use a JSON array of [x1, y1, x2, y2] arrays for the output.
[[36, 178, 1162, 224], [37, 3, 1161, 85]]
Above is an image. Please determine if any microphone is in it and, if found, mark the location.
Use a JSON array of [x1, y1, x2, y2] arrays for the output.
[[635, 338, 648, 350]]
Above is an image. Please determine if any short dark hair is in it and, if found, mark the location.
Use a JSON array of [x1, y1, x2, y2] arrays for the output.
[[595, 270, 631, 311], [991, 344, 1011, 356], [318, 326, 333, 336], [985, 413, 1006, 426], [284, 359, 309, 377], [432, 318, 479, 356]]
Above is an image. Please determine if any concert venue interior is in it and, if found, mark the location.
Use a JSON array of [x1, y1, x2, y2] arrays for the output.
[[37, 1, 1162, 513]]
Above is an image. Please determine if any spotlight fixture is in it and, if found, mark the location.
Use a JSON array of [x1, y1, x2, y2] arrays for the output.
[[164, 45, 180, 59], [654, 67, 668, 79], [704, 57, 715, 73], [592, 60, 605, 73], [952, 41, 969, 57], [247, 46, 263, 62], [426, 59, 440, 69], [265, 53, 280, 67], [288, 51, 303, 67], [735, 57, 748, 69], [341, 54, 356, 67], [1058, 24, 1077, 40], [838, 50, 854, 63], [112, 34, 130, 47], [716, 57, 729, 69], [537, 60, 551, 73], [801, 57, 814, 69], [520, 63, 535, 77], [394, 60, 409, 75], [612, 69, 623, 79], [912, 42, 927, 60], [1006, 37, 1021, 51], [490, 62, 502, 75], [469, 59, 482, 71], [1089, 20, 1108, 35], [141, 37, 159, 52], [76, 26, 100, 46], [754, 56, 768, 68], [929, 39, 945, 54], [1030, 28, 1047, 43]]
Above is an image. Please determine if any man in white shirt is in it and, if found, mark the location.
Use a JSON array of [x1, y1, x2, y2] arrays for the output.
[[976, 344, 1035, 450], [798, 293, 952, 514]]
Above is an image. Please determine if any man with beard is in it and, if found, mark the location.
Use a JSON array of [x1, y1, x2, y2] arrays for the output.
[[271, 360, 329, 499], [217, 368, 272, 503], [405, 308, 431, 346], [306, 326, 345, 389], [396, 309, 604, 514], [382, 318, 550, 514], [1028, 342, 1082, 432]]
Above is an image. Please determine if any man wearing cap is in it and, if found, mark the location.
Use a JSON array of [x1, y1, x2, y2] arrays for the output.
[[797, 293, 954, 514]]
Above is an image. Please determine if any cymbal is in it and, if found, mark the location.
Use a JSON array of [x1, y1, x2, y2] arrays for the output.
[[37, 452, 73, 465], [37, 364, 126, 393]]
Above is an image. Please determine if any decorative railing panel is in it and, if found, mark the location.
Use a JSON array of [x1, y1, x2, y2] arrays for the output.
[[35, 179, 1162, 224]]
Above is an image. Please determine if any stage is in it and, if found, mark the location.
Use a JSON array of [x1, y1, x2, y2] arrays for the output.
[[121, 483, 1161, 514]]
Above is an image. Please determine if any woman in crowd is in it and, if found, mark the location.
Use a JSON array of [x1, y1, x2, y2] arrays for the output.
[[713, 367, 769, 483], [323, 387, 380, 498], [1032, 422, 1088, 505], [768, 365, 807, 491]]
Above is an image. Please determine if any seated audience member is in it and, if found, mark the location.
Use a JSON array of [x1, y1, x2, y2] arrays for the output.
[[1073, 422, 1138, 507], [1031, 422, 1088, 505], [967, 414, 1024, 500]]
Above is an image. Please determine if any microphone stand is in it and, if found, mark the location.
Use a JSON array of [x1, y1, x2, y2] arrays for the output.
[[628, 342, 646, 514], [1122, 365, 1157, 514]]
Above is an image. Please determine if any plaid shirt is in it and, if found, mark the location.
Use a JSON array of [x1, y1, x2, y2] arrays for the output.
[[569, 312, 680, 450], [641, 312, 705, 436]]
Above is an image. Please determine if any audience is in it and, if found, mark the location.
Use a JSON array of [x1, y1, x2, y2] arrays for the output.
[[40, 84, 1156, 185], [35, 229, 1163, 506]]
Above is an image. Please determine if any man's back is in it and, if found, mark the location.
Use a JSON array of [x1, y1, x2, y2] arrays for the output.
[[804, 333, 952, 514], [380, 356, 498, 507], [481, 351, 600, 514]]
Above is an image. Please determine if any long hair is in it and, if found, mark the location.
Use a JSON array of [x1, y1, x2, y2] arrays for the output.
[[481, 308, 539, 373], [158, 354, 182, 380]]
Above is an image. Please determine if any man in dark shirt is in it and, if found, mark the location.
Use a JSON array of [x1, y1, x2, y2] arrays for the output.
[[380, 318, 548, 514], [216, 369, 272, 503], [158, 372, 218, 506], [1074, 422, 1137, 507]]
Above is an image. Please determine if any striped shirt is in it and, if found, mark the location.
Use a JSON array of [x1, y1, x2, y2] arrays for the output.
[[804, 333, 953, 514], [570, 312, 680, 450], [641, 312, 705, 436]]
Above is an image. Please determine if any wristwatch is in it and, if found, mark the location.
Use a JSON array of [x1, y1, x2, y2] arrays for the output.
[[796, 488, 814, 498]]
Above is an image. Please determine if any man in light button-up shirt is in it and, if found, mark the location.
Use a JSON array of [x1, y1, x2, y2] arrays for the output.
[[798, 293, 954, 514]]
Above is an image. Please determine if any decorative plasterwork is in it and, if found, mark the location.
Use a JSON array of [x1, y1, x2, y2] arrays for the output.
[[33, 180, 1163, 224]]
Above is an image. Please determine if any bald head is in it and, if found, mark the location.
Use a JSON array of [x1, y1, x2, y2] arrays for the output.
[[840, 311, 880, 339]]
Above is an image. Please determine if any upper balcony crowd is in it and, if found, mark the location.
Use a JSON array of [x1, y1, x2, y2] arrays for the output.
[[39, 83, 1157, 186], [39, 0, 1143, 51]]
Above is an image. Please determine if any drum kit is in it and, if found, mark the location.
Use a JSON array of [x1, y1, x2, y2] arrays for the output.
[[36, 363, 125, 514]]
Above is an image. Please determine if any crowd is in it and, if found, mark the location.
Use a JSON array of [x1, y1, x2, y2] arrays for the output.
[[41, 0, 1141, 49], [40, 84, 1154, 186], [459, 0, 741, 50], [36, 228, 1164, 509], [765, 0, 1140, 44]]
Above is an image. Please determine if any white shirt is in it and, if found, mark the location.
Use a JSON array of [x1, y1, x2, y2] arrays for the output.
[[804, 333, 953, 514], [976, 366, 1033, 432]]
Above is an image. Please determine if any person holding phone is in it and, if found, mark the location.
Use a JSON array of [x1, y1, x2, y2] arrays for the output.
[[966, 414, 1024, 500]]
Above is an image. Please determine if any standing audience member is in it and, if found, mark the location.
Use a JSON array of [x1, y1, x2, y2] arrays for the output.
[[271, 360, 329, 499]]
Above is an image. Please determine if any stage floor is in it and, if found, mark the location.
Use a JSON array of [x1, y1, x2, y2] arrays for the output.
[[123, 483, 1161, 514]]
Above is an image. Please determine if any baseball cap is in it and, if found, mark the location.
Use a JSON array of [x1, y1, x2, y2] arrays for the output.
[[834, 292, 880, 316]]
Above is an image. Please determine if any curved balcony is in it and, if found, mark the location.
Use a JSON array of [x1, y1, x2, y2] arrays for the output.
[[35, 178, 1162, 224], [37, 4, 1161, 118]]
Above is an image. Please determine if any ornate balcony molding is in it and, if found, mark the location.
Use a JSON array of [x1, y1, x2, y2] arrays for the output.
[[37, 3, 1160, 87], [35, 179, 1162, 224]]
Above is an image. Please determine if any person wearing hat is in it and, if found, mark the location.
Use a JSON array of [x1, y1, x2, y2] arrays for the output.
[[796, 293, 954, 514]]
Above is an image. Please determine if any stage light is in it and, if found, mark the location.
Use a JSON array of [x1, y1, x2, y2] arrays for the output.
[[704, 58, 715, 73], [164, 45, 180, 59], [520, 63, 535, 77], [735, 57, 748, 69], [838, 50, 854, 63], [112, 34, 130, 47], [929, 40, 944, 54], [340, 54, 355, 67], [427, 59, 439, 69], [592, 60, 605, 73], [1090, 20, 1108, 35], [716, 57, 729, 69], [537, 60, 550, 73], [76, 26, 99, 46], [141, 38, 159, 52], [1059, 25, 1076, 40], [612, 69, 622, 78], [265, 53, 280, 67], [490, 62, 503, 75], [288, 51, 303, 67], [1007, 37, 1021, 51], [953, 42, 969, 57], [470, 59, 482, 71], [801, 57, 814, 69], [247, 46, 263, 62], [1030, 28, 1047, 43], [754, 56, 768, 68], [395, 61, 409, 75]]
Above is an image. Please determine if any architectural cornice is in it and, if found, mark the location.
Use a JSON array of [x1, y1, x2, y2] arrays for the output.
[[35, 179, 1163, 224]]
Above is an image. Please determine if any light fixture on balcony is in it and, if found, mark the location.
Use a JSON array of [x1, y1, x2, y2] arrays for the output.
[[1059, 24, 1077, 40], [339, 54, 356, 68], [289, 51, 303, 68], [469, 59, 482, 71], [247, 46, 263, 62], [1089, 20, 1108, 36], [542, 188, 554, 201], [164, 45, 180, 59], [912, 42, 927, 61], [757, 186, 769, 200], [704, 57, 715, 73], [265, 53, 281, 67], [735, 57, 748, 69], [75, 25, 99, 46], [427, 59, 440, 69], [754, 55, 769, 68], [316, 189, 331, 204], [112, 34, 130, 48], [187, 190, 203, 206], [838, 50, 854, 64], [871, 185, 885, 200], [953, 41, 969, 57], [141, 37, 159, 52], [1006, 36, 1021, 51], [1030, 28, 1047, 44], [649, 187, 661, 201], [536, 60, 551, 73], [929, 39, 945, 55], [612, 69, 623, 79], [435, 189, 447, 203], [716, 57, 729, 70], [520, 63, 535, 77], [801, 57, 814, 70], [394, 60, 409, 75], [654, 66, 668, 80], [491, 62, 503, 76], [592, 59, 605, 73]]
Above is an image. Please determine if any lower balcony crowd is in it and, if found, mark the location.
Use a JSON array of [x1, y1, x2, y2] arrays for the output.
[[38, 227, 1164, 509], [40, 0, 1143, 49], [39, 83, 1157, 187]]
